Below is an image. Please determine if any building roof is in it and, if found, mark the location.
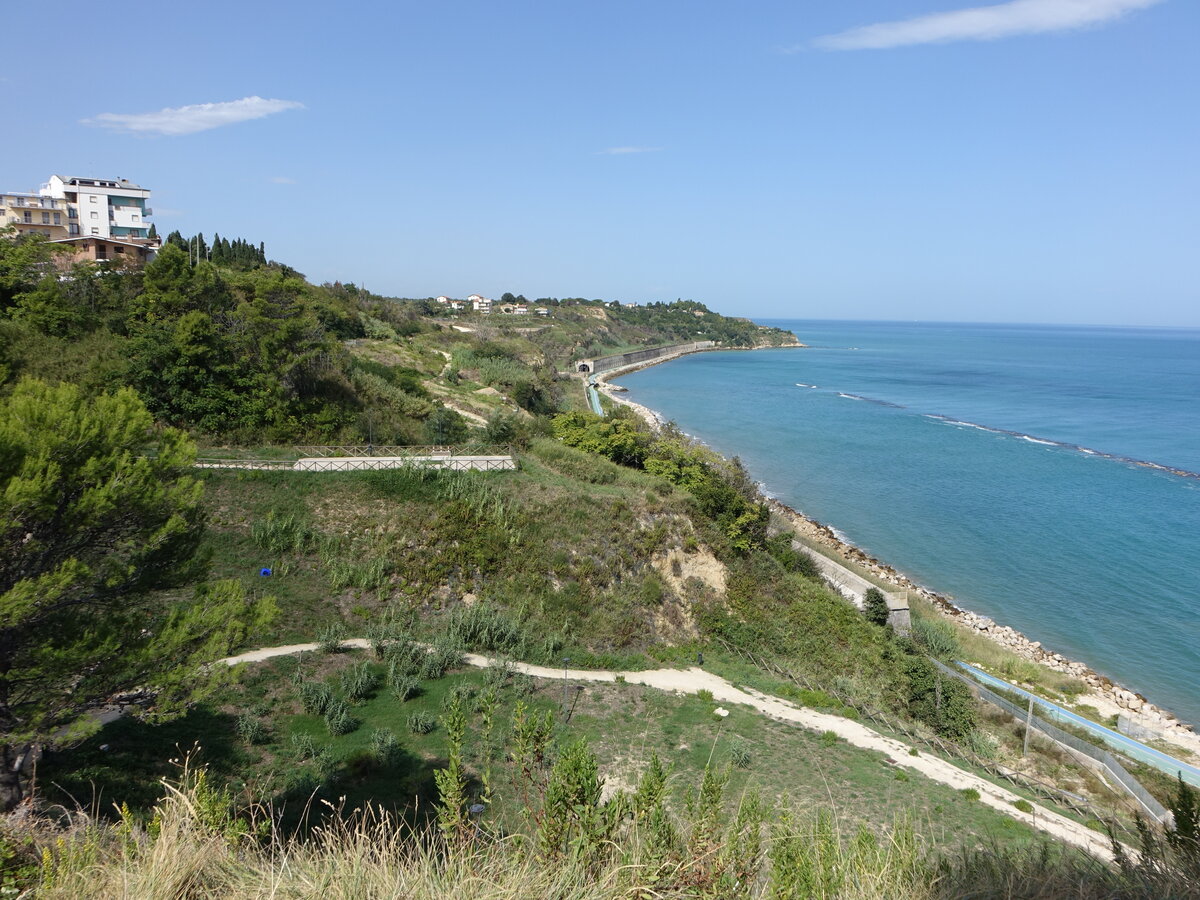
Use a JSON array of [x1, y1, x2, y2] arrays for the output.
[[49, 236, 154, 250], [55, 176, 146, 190]]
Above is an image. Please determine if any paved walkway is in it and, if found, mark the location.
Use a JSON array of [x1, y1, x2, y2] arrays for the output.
[[220, 640, 1120, 861]]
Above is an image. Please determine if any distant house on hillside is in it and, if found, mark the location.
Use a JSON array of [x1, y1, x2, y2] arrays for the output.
[[534, 307, 550, 317], [470, 294, 492, 313], [435, 295, 450, 304]]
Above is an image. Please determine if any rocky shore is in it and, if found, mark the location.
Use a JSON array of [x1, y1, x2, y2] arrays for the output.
[[762, 498, 1198, 755], [597, 355, 1200, 760]]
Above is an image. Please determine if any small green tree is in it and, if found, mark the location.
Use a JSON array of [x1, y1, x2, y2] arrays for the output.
[[0, 378, 275, 810], [425, 406, 469, 445], [864, 588, 890, 627]]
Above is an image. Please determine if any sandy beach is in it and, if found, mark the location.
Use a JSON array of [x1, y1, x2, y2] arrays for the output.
[[592, 354, 1200, 760]]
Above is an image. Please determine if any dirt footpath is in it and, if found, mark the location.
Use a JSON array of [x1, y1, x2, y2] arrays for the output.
[[221, 642, 1119, 861]]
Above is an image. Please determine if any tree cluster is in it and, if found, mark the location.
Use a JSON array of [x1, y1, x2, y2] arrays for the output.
[[164, 231, 268, 269]]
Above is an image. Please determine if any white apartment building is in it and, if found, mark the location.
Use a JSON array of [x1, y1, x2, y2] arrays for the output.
[[39, 175, 154, 242]]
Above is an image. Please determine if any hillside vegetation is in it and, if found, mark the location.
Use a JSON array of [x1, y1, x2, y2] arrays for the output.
[[3, 229, 1195, 896]]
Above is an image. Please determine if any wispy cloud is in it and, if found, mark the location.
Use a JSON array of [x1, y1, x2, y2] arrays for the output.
[[813, 0, 1162, 50], [598, 146, 663, 155], [83, 96, 304, 136], [269, 176, 297, 184]]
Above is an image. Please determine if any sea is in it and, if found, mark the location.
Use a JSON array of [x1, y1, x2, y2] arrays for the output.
[[615, 320, 1200, 725]]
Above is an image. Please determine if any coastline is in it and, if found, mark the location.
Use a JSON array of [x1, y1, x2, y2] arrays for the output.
[[595, 349, 1200, 757]]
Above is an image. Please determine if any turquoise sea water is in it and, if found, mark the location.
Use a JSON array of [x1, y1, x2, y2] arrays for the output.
[[616, 321, 1200, 724]]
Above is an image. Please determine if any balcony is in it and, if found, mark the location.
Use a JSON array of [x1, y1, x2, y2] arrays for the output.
[[8, 197, 58, 209]]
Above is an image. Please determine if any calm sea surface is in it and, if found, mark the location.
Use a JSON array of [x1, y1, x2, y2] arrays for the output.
[[616, 321, 1200, 724]]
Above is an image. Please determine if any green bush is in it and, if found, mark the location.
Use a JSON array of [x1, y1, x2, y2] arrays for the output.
[[317, 624, 347, 654], [385, 641, 427, 678], [340, 661, 381, 702], [903, 655, 978, 742], [529, 438, 620, 484], [236, 714, 269, 746], [960, 788, 981, 802], [290, 733, 319, 760], [324, 699, 359, 736], [370, 728, 403, 766], [251, 511, 317, 554], [864, 588, 890, 627], [298, 681, 335, 715], [420, 639, 464, 680], [447, 603, 527, 653], [388, 671, 421, 702], [730, 739, 752, 769], [407, 711, 436, 734], [1013, 798, 1034, 814], [912, 616, 959, 659]]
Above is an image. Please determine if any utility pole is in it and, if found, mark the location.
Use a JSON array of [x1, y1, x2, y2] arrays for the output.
[[561, 658, 570, 718], [1023, 695, 1035, 758]]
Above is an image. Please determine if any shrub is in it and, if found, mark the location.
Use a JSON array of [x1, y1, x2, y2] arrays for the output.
[[696, 689, 714, 702], [251, 511, 317, 554], [386, 641, 427, 678], [912, 616, 959, 659], [1013, 799, 1034, 814], [447, 603, 526, 654], [236, 714, 269, 746], [864, 588, 891, 627], [960, 788, 981, 802], [407, 711, 436, 734], [298, 681, 335, 716], [442, 683, 477, 709], [317, 623, 347, 654], [290, 733, 319, 761], [341, 662, 381, 702], [370, 728, 403, 766], [420, 639, 464, 680], [730, 739, 751, 769], [820, 730, 839, 747], [324, 699, 359, 736], [389, 671, 421, 702], [903, 655, 978, 742]]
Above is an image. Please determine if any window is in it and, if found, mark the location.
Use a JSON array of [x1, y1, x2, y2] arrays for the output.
[[53, 213, 61, 225], [89, 195, 98, 203], [23, 211, 31, 223], [114, 246, 124, 254], [90, 227, 99, 234], [90, 211, 98, 219], [42, 212, 50, 224], [96, 245, 107, 260]]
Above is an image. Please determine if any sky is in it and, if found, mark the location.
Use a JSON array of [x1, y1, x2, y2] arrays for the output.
[[4, 0, 1197, 326]]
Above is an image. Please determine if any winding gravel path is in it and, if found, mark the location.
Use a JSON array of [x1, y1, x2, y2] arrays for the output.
[[221, 640, 1119, 861]]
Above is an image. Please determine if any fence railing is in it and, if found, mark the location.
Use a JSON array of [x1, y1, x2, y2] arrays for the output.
[[932, 660, 1171, 825]]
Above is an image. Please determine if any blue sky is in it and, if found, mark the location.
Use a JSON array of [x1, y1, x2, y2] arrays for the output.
[[5, 1, 1196, 325]]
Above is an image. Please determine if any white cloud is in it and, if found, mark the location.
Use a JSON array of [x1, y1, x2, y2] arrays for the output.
[[83, 96, 304, 136], [598, 146, 663, 155], [814, 0, 1163, 50], [269, 176, 297, 184]]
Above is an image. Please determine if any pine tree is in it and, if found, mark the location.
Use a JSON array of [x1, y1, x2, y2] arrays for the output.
[[0, 378, 275, 810]]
